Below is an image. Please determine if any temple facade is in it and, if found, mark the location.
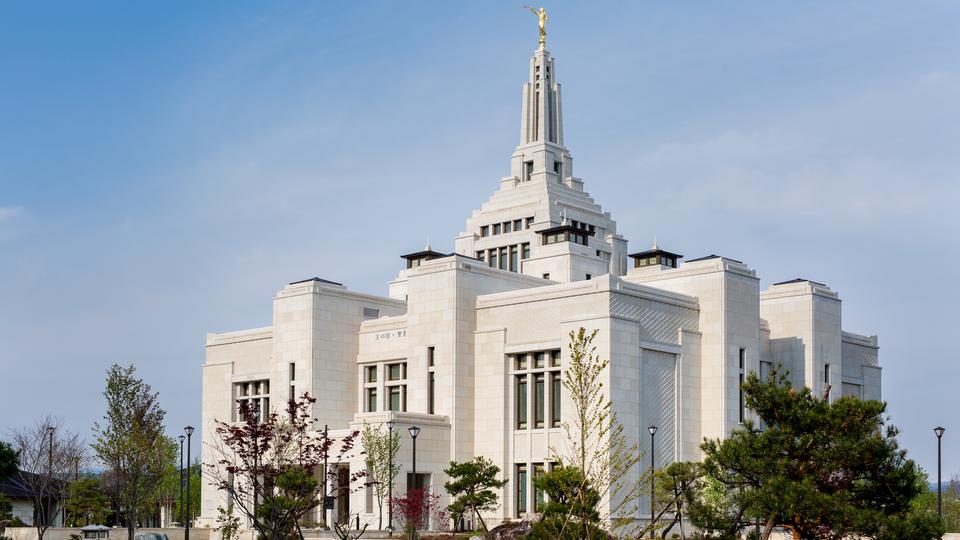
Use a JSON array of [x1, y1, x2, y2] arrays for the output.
[[199, 43, 881, 530]]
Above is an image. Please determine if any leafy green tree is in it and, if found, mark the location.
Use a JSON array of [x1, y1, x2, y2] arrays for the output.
[[64, 477, 110, 526], [549, 328, 649, 538], [652, 462, 702, 539], [360, 422, 399, 530], [693, 367, 944, 540], [527, 466, 607, 540], [215, 506, 241, 540], [92, 364, 176, 540], [443, 456, 508, 531], [0, 442, 18, 481]]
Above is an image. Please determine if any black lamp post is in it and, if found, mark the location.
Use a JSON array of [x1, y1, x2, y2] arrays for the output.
[[408, 425, 421, 539], [47, 426, 54, 527], [178, 434, 185, 526], [387, 420, 395, 536], [935, 426, 946, 517], [184, 426, 194, 540], [648, 425, 657, 538]]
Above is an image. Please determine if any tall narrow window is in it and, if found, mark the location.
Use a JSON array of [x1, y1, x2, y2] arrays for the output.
[[738, 348, 746, 424], [510, 245, 519, 272], [428, 372, 435, 415], [533, 463, 545, 511], [389, 386, 402, 412], [516, 465, 528, 515], [289, 362, 296, 381], [534, 374, 545, 428], [516, 375, 528, 429], [367, 388, 377, 412], [513, 219, 523, 231], [493, 223, 501, 235], [490, 249, 498, 268], [824, 364, 831, 385], [499, 247, 508, 270], [476, 250, 485, 262], [524, 161, 534, 182], [551, 372, 561, 428], [522, 243, 531, 259], [427, 346, 435, 367], [553, 161, 562, 178], [480, 225, 489, 237]]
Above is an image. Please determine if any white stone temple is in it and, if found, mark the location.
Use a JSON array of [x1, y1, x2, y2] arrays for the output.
[[199, 42, 881, 530]]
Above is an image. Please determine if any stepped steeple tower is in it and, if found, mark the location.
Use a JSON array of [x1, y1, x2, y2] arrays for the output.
[[511, 46, 574, 188], [453, 40, 629, 282]]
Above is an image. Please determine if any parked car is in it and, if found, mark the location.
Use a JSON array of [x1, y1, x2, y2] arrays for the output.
[[134, 534, 169, 540]]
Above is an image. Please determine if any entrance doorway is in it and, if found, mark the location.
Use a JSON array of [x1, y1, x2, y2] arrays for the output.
[[337, 466, 350, 524]]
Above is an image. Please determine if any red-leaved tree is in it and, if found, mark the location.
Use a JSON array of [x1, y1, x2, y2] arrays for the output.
[[389, 488, 448, 533], [206, 393, 364, 539]]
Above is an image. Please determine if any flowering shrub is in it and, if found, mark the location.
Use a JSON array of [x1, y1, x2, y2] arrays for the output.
[[389, 488, 449, 531]]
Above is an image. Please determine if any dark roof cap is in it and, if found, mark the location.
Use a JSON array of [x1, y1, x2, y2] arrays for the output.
[[536, 224, 593, 236], [400, 249, 449, 261], [628, 248, 683, 259], [773, 278, 826, 287], [288, 277, 343, 286], [686, 254, 744, 264]]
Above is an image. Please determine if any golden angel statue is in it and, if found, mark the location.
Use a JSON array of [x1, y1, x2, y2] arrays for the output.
[[525, 6, 548, 46]]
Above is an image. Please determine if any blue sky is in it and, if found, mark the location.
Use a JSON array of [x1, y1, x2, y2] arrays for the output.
[[1, 1, 958, 477]]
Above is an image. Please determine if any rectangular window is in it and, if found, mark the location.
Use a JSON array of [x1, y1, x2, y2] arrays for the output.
[[476, 250, 485, 262], [534, 374, 545, 428], [428, 346, 435, 367], [481, 225, 489, 237], [290, 384, 295, 401], [514, 219, 523, 231], [534, 352, 545, 369], [234, 379, 270, 422], [824, 364, 831, 384], [739, 348, 746, 424], [553, 161, 562, 177], [389, 386, 402, 412], [550, 350, 561, 367], [503, 221, 512, 233], [363, 307, 380, 319], [516, 465, 528, 515], [366, 388, 378, 412], [289, 362, 296, 381], [525, 217, 535, 228], [490, 249, 498, 268], [533, 463, 545, 511], [515, 354, 527, 370], [551, 372, 561, 428], [366, 366, 377, 383], [524, 161, 534, 182], [493, 223, 501, 235], [388, 363, 405, 381], [499, 247, 508, 270], [510, 245, 519, 272], [428, 371, 435, 414], [516, 375, 528, 429], [522, 243, 531, 259]]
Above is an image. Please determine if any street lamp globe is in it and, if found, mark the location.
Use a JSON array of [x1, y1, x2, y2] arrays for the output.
[[648, 425, 658, 436], [408, 425, 421, 439], [935, 426, 946, 438], [184, 426, 195, 436]]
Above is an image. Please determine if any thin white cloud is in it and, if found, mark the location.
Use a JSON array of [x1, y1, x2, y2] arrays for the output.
[[0, 207, 25, 222]]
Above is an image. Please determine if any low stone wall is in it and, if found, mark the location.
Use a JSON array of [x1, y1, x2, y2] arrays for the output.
[[3, 528, 213, 540]]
